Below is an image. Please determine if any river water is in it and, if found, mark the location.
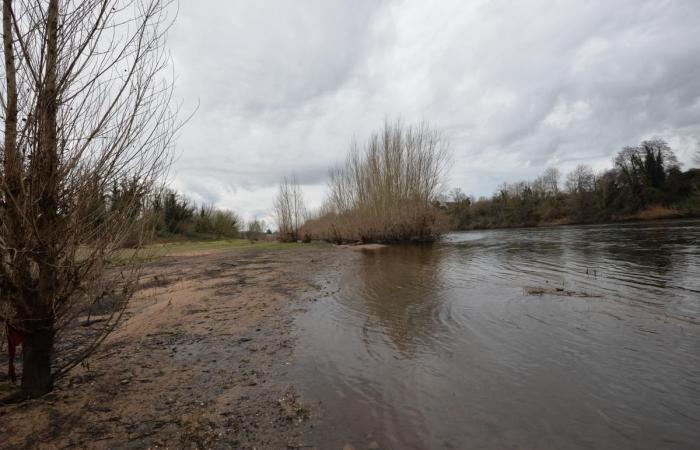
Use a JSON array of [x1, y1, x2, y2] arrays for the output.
[[292, 220, 700, 450]]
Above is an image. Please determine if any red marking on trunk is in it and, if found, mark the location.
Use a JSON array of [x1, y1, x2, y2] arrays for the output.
[[6, 322, 25, 383]]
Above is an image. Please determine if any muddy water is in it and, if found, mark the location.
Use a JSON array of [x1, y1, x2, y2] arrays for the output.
[[293, 220, 700, 450]]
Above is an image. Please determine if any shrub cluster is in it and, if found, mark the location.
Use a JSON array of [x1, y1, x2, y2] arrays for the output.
[[88, 183, 242, 244], [150, 189, 241, 239], [302, 121, 450, 243]]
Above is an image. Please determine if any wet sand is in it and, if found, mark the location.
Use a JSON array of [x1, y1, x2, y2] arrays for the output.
[[0, 245, 352, 450]]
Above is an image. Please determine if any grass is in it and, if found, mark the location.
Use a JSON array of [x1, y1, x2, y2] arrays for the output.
[[157, 239, 308, 255], [112, 239, 316, 264]]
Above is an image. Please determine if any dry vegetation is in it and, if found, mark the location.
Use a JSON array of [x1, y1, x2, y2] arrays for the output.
[[274, 175, 306, 242], [0, 0, 177, 399], [302, 121, 451, 243]]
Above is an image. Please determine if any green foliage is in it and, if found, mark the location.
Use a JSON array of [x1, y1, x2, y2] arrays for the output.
[[145, 189, 241, 239], [445, 188, 473, 229], [193, 204, 241, 237], [614, 139, 679, 207], [85, 183, 242, 244], [159, 190, 195, 234]]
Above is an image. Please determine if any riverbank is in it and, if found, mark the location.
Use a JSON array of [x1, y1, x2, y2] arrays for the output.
[[453, 206, 700, 231], [0, 244, 352, 449]]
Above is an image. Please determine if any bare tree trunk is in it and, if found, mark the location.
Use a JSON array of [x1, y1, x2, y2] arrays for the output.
[[1, 0, 24, 300], [12, 0, 60, 398], [20, 317, 54, 396], [1, 0, 177, 399]]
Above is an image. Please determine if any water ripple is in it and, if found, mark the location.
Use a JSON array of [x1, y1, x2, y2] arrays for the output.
[[294, 220, 700, 450]]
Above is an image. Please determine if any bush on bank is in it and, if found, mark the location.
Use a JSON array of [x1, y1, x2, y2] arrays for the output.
[[301, 121, 451, 244]]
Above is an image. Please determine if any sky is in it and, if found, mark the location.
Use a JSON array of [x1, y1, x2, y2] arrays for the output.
[[167, 0, 700, 226]]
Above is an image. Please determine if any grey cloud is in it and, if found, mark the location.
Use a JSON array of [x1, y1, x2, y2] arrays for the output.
[[168, 0, 700, 219]]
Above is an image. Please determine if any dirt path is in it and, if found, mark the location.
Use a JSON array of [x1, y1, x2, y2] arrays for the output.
[[0, 245, 350, 449]]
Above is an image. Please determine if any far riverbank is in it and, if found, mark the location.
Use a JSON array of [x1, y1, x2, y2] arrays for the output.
[[451, 206, 700, 231]]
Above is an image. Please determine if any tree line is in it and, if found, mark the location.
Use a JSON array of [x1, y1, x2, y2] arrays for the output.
[[444, 139, 700, 229], [79, 178, 245, 243]]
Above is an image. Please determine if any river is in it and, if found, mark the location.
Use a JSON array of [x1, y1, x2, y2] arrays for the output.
[[292, 220, 700, 449]]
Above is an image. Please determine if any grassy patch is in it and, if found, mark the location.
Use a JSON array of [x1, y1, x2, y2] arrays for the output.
[[111, 239, 317, 264], [158, 239, 308, 255]]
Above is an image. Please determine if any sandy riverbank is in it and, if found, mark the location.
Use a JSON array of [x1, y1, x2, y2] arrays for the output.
[[0, 245, 352, 449]]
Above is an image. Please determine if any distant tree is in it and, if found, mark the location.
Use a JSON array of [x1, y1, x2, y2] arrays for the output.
[[566, 165, 596, 194], [642, 140, 678, 188], [110, 177, 149, 221], [541, 167, 561, 196], [246, 217, 264, 241], [614, 139, 679, 207], [247, 219, 262, 233], [445, 188, 472, 229], [274, 175, 306, 242], [213, 210, 241, 237], [449, 188, 469, 203], [162, 190, 194, 234], [193, 204, 240, 237]]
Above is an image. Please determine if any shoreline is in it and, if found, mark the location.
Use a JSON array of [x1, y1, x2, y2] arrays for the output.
[[0, 245, 349, 449], [451, 208, 700, 232]]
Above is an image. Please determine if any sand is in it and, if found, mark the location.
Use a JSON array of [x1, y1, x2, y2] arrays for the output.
[[0, 245, 350, 450]]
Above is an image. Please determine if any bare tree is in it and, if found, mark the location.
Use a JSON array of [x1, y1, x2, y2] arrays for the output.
[[274, 175, 306, 242], [0, 0, 177, 398], [565, 164, 596, 194], [246, 217, 264, 241], [541, 167, 561, 196], [449, 187, 469, 203]]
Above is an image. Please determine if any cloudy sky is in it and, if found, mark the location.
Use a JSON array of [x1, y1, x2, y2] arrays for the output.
[[167, 0, 700, 225]]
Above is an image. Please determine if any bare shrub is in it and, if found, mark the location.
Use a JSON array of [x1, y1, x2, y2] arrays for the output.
[[0, 0, 178, 397], [303, 121, 450, 243], [274, 175, 306, 242]]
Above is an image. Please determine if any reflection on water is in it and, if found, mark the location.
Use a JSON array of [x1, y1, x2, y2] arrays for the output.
[[293, 220, 700, 450]]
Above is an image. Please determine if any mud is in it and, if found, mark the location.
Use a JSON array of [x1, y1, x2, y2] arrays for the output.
[[0, 245, 350, 450]]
